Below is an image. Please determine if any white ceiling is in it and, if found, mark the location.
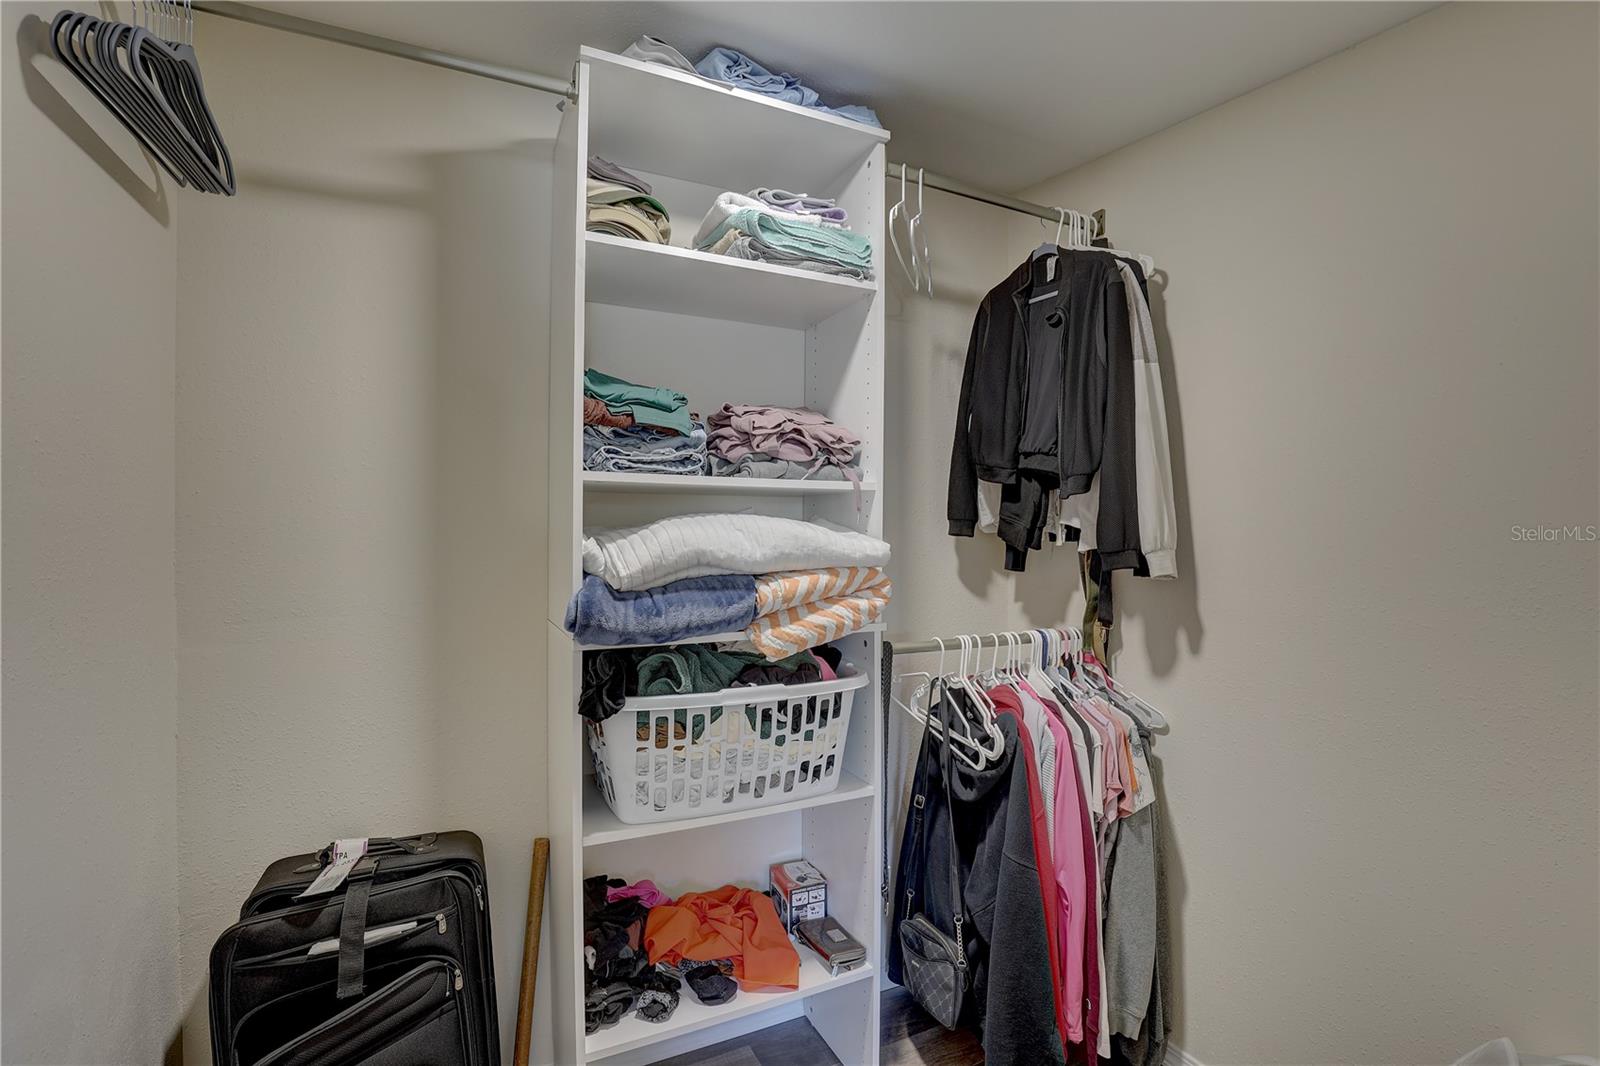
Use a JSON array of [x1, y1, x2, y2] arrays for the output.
[[249, 1, 1436, 190]]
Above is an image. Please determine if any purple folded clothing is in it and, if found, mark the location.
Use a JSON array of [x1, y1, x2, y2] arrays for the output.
[[749, 187, 848, 225], [706, 404, 860, 467]]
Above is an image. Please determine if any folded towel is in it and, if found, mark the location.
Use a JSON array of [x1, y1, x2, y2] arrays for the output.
[[749, 188, 847, 224], [754, 567, 888, 616], [583, 514, 890, 592], [710, 234, 872, 279], [695, 208, 872, 273], [744, 582, 891, 660], [691, 192, 829, 247], [621, 35, 697, 74], [588, 156, 653, 196], [564, 573, 755, 647]]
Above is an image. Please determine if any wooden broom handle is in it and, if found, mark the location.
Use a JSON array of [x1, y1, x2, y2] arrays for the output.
[[513, 837, 551, 1066]]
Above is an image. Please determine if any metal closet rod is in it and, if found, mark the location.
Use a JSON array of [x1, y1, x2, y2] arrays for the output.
[[886, 165, 1102, 228], [190, 1, 1084, 225], [891, 630, 1078, 656], [190, 1, 577, 98]]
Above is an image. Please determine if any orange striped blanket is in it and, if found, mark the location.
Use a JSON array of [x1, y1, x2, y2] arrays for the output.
[[745, 567, 891, 659]]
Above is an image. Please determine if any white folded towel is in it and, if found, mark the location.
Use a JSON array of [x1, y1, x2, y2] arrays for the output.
[[691, 191, 825, 247], [583, 513, 891, 591]]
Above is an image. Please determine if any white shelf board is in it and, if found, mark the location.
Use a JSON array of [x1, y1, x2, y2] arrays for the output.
[[582, 46, 888, 196], [582, 471, 877, 497], [575, 621, 885, 653], [584, 955, 875, 1062], [582, 771, 874, 848], [585, 233, 874, 329]]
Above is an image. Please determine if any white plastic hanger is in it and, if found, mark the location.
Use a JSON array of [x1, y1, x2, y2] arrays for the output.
[[1028, 208, 1068, 304], [946, 635, 1004, 754], [888, 163, 918, 288], [907, 168, 933, 297], [894, 637, 993, 771]]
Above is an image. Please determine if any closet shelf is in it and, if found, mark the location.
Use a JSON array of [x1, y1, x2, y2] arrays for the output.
[[585, 233, 875, 329], [581, 46, 888, 196], [584, 955, 875, 1062], [582, 771, 874, 848], [582, 471, 878, 497]]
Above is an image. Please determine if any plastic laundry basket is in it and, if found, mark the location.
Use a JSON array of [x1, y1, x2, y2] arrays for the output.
[[586, 669, 868, 825]]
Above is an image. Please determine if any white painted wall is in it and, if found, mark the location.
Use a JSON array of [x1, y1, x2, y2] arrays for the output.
[[1, 4, 180, 1062], [893, 3, 1598, 1063], [173, 13, 556, 1063]]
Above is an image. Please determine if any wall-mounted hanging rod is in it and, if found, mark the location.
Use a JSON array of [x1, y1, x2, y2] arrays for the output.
[[886, 165, 1103, 229], [891, 630, 1077, 657], [191, 1, 576, 99], [190, 2, 1077, 226]]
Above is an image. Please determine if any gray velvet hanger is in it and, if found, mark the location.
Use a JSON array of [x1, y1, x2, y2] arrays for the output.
[[49, 0, 234, 194]]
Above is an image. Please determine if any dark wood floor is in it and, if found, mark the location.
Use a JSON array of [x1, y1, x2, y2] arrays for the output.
[[651, 987, 984, 1066]]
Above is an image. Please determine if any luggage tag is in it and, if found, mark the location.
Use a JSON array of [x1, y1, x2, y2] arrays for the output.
[[295, 837, 369, 898]]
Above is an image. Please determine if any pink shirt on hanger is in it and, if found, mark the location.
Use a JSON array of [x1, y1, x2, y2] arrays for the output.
[[1024, 682, 1093, 1049]]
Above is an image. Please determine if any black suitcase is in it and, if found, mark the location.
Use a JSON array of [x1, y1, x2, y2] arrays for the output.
[[209, 831, 499, 1066]]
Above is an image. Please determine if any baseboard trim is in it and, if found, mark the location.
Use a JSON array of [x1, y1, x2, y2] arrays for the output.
[[1165, 1044, 1202, 1066]]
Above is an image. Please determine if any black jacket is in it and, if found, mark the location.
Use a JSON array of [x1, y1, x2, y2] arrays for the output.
[[889, 691, 1065, 1066], [947, 251, 1145, 572]]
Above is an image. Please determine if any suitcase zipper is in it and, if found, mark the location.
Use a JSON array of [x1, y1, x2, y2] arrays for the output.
[[474, 884, 484, 910], [435, 912, 447, 935]]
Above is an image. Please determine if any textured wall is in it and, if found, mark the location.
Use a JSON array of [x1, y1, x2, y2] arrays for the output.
[[1, 4, 180, 1061], [173, 13, 557, 1063], [1002, 4, 1596, 1061]]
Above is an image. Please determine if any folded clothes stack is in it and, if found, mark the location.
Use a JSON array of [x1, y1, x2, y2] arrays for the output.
[[616, 34, 881, 128], [692, 193, 873, 279], [583, 368, 691, 434], [707, 404, 861, 482], [584, 422, 707, 476], [586, 156, 671, 244], [749, 187, 848, 226], [694, 46, 881, 128], [566, 512, 891, 658], [582, 368, 705, 475]]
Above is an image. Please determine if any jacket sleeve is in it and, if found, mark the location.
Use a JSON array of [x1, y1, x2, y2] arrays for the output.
[[1128, 279, 1178, 577], [1094, 274, 1144, 572], [947, 300, 988, 536]]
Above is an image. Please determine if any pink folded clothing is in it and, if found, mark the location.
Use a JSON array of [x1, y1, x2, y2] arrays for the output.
[[706, 404, 860, 468], [606, 879, 671, 908]]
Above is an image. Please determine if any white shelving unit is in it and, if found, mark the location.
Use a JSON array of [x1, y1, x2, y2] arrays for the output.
[[546, 48, 888, 1066]]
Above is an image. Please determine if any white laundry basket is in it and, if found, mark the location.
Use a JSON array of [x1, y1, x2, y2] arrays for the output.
[[586, 669, 868, 825]]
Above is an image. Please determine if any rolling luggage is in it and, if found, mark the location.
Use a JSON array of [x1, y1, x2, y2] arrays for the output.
[[209, 831, 498, 1066]]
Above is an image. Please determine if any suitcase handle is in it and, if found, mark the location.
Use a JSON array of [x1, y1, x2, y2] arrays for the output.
[[316, 834, 438, 870], [336, 856, 379, 1000]]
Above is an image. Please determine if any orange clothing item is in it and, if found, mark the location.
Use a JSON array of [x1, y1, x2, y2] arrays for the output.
[[644, 885, 800, 991], [583, 396, 634, 429]]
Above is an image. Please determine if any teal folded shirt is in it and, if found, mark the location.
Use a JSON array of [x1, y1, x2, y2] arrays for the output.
[[583, 367, 693, 437]]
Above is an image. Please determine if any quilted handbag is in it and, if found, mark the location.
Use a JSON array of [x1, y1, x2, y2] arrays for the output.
[[896, 688, 967, 1029]]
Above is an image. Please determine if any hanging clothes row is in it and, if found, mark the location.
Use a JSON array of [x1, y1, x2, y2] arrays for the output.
[[945, 222, 1177, 641], [887, 630, 1172, 1066]]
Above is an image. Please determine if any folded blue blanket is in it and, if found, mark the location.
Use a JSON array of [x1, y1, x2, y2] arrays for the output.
[[563, 573, 756, 646]]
